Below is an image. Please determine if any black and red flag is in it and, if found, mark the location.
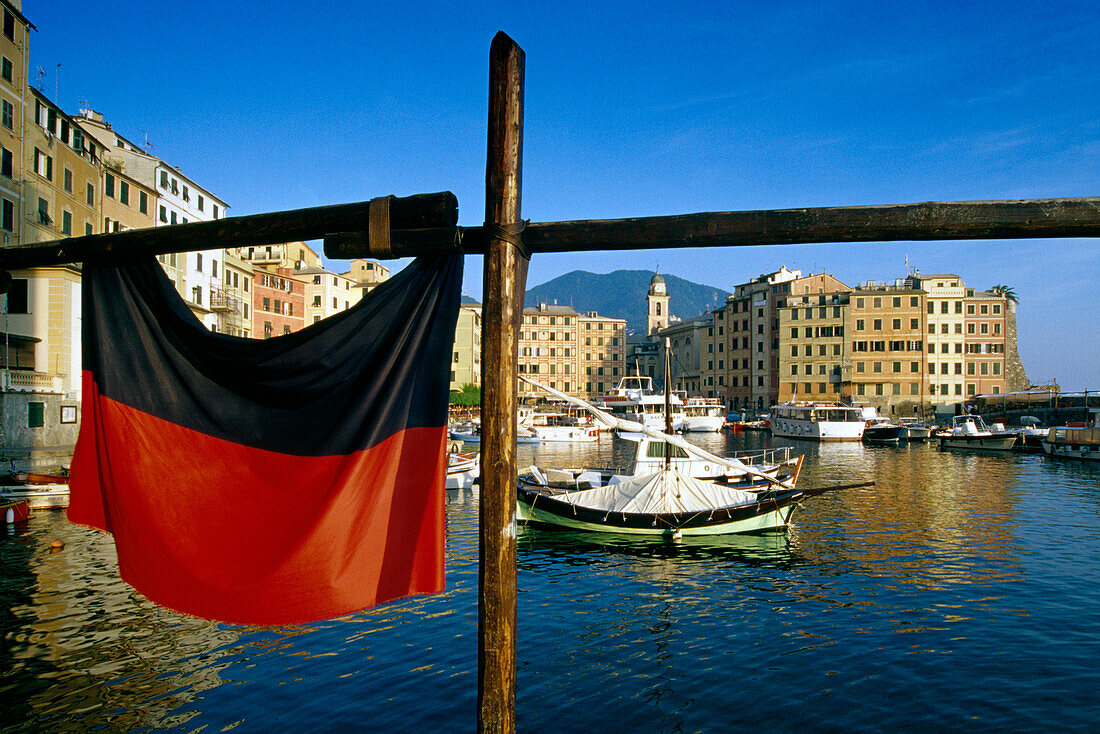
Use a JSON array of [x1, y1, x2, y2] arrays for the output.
[[68, 254, 463, 625]]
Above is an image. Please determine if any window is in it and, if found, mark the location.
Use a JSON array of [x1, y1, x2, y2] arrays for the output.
[[873, 319, 882, 330], [1, 99, 11, 129], [87, 182, 95, 206], [139, 191, 148, 214], [892, 318, 901, 330], [63, 167, 73, 193], [105, 172, 115, 197], [3, 10, 13, 41], [119, 181, 130, 205], [62, 210, 72, 235], [160, 170, 169, 188], [1, 197, 12, 231], [0, 56, 10, 82], [873, 297, 882, 308], [37, 198, 50, 225], [34, 149, 52, 180], [893, 297, 901, 307], [910, 296, 919, 307], [159, 205, 167, 223], [264, 321, 273, 339], [6, 277, 27, 312], [28, 402, 45, 429], [0, 147, 9, 177]]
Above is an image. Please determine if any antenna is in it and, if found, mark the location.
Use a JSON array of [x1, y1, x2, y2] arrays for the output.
[[35, 66, 45, 91], [143, 131, 153, 153], [55, 63, 61, 102]]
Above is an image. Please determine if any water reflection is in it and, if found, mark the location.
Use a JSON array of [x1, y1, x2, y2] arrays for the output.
[[3, 434, 1100, 731]]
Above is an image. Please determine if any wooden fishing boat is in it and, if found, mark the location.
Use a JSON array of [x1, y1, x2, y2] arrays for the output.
[[515, 345, 867, 537]]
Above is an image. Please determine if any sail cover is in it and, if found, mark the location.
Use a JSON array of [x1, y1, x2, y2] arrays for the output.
[[557, 468, 760, 515], [68, 255, 462, 625]]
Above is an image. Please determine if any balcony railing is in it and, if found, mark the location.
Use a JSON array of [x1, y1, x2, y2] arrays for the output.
[[1, 369, 63, 393]]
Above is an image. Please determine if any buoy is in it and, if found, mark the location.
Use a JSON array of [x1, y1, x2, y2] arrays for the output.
[[49, 539, 65, 551], [4, 507, 12, 524]]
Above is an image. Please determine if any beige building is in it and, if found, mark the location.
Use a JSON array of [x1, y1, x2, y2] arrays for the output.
[[300, 265, 361, 326], [517, 303, 625, 400], [0, 0, 30, 247], [451, 304, 482, 391], [345, 258, 389, 296], [102, 164, 155, 234], [212, 250, 253, 337]]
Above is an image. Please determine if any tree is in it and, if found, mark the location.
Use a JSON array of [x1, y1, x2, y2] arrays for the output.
[[449, 383, 481, 407], [990, 284, 1018, 303]]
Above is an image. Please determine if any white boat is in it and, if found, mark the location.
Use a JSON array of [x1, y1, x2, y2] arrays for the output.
[[936, 414, 1017, 451], [0, 483, 70, 510], [515, 374, 867, 537], [769, 402, 865, 442], [449, 423, 540, 444], [446, 448, 481, 490], [1041, 409, 1100, 461], [595, 375, 685, 432], [523, 410, 600, 443], [528, 432, 801, 489], [680, 397, 726, 432]]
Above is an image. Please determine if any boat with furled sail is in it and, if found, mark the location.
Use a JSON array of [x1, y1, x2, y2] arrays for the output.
[[515, 342, 868, 537]]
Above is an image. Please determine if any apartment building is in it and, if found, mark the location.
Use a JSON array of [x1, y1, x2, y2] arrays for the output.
[[962, 289, 1007, 399], [845, 282, 927, 414], [300, 266, 360, 326], [0, 0, 29, 247], [778, 290, 851, 404], [252, 267, 304, 338], [102, 164, 155, 234], [516, 303, 625, 400], [214, 249, 252, 337], [578, 311, 627, 397], [79, 110, 229, 329], [719, 268, 848, 412], [450, 304, 482, 391]]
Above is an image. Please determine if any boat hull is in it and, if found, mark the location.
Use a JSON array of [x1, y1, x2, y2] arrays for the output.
[[682, 416, 726, 432], [517, 486, 797, 536], [937, 434, 1017, 451], [1042, 440, 1100, 461]]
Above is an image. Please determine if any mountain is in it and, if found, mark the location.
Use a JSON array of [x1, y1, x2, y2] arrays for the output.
[[524, 270, 730, 334]]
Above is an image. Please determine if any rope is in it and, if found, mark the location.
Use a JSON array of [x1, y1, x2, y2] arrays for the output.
[[484, 220, 531, 259]]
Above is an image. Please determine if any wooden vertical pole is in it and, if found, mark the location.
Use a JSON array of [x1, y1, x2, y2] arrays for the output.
[[479, 31, 526, 734]]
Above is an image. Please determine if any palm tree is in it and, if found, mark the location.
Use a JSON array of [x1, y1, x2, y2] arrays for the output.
[[990, 284, 1018, 303]]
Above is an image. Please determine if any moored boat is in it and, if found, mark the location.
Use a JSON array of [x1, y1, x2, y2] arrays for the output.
[[769, 402, 865, 442], [515, 365, 868, 537], [862, 418, 907, 444], [595, 375, 685, 432], [936, 414, 1017, 451], [1041, 409, 1100, 461], [680, 397, 726, 432], [524, 411, 600, 443], [446, 448, 481, 490]]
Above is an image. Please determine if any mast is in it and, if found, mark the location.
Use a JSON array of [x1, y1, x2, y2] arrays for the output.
[[664, 337, 671, 471]]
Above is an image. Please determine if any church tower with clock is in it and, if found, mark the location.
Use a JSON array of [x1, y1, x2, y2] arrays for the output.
[[647, 270, 670, 335]]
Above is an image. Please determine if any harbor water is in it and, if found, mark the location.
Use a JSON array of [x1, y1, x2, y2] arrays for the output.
[[3, 432, 1100, 732]]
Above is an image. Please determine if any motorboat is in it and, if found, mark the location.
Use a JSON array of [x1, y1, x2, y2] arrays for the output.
[[1041, 408, 1100, 461], [524, 410, 600, 443], [449, 422, 539, 444], [769, 402, 865, 442], [680, 397, 726, 432], [936, 414, 1017, 451], [862, 418, 907, 444], [899, 420, 933, 441], [595, 375, 685, 432]]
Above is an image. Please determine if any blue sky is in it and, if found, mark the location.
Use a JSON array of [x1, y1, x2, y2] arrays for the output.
[[32, 1, 1100, 390]]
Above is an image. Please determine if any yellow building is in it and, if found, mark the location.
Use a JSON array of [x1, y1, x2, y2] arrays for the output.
[[0, 0, 31, 247], [450, 304, 482, 392]]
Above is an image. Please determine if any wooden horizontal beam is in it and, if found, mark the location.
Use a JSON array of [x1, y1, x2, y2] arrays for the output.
[[0, 192, 457, 270], [323, 197, 1100, 260]]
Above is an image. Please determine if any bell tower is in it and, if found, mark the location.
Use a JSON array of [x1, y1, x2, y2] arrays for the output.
[[647, 270, 669, 335]]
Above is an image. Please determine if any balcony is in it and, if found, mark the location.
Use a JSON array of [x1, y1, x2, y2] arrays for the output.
[[1, 369, 63, 394]]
